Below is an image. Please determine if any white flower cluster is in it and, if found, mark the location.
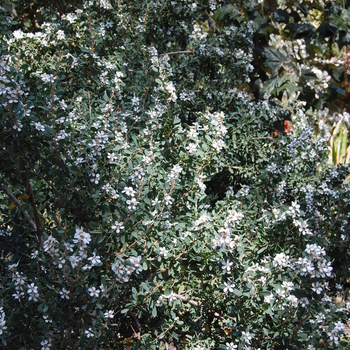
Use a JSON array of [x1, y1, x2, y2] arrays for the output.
[[98, 0, 112, 9], [269, 34, 308, 61], [297, 244, 333, 279], [149, 46, 158, 68], [164, 81, 177, 102], [271, 243, 332, 280], [40, 73, 56, 84], [189, 24, 208, 42], [0, 60, 25, 106], [9, 266, 26, 301], [122, 184, 140, 211], [307, 67, 331, 99], [42, 227, 101, 272], [200, 111, 228, 153], [213, 209, 243, 249], [276, 280, 294, 300], [167, 164, 183, 183], [327, 320, 345, 346], [62, 12, 78, 24], [195, 173, 207, 191], [111, 255, 142, 283], [114, 71, 124, 92], [273, 252, 290, 269], [186, 122, 200, 154], [193, 212, 211, 231], [88, 128, 109, 159], [156, 290, 178, 306], [73, 226, 91, 247]]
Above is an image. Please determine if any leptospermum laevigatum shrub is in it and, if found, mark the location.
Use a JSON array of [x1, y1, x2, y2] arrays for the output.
[[0, 1, 350, 349]]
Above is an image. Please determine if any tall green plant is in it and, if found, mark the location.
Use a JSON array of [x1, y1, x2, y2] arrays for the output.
[[330, 119, 350, 164]]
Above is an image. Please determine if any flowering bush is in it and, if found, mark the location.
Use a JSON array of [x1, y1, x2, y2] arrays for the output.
[[0, 1, 350, 349]]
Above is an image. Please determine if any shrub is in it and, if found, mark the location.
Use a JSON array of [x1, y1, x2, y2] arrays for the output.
[[0, 1, 349, 349]]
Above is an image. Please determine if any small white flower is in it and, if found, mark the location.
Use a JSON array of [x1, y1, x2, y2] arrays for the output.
[[212, 139, 225, 152], [88, 286, 100, 298], [85, 328, 94, 338], [264, 294, 274, 304], [242, 331, 252, 344], [164, 195, 173, 206], [73, 226, 91, 247], [40, 339, 52, 350], [100, 284, 106, 294], [27, 283, 39, 302], [69, 255, 81, 269], [221, 260, 233, 273], [88, 252, 101, 266], [56, 29, 65, 40], [111, 221, 125, 233], [122, 186, 136, 196], [126, 197, 139, 210], [59, 287, 70, 300], [12, 290, 24, 300], [0, 318, 7, 336], [152, 197, 160, 206], [34, 122, 45, 132], [223, 282, 235, 293], [159, 247, 169, 258], [311, 282, 323, 295], [288, 294, 298, 307], [104, 310, 114, 319], [226, 342, 238, 350], [288, 201, 300, 217], [186, 143, 198, 153]]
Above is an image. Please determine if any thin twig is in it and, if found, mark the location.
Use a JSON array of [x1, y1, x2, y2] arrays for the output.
[[88, 91, 92, 120], [205, 11, 217, 32], [0, 183, 37, 232], [26, 179, 44, 246], [288, 305, 311, 345], [161, 50, 194, 56]]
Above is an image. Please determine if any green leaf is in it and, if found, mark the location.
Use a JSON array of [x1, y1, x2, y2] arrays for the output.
[[80, 47, 91, 53], [212, 4, 241, 25], [285, 23, 315, 38], [264, 48, 287, 71], [233, 289, 242, 297], [152, 306, 157, 317]]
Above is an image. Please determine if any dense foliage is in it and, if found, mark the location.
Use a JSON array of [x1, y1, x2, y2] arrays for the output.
[[210, 0, 350, 134], [0, 1, 350, 349]]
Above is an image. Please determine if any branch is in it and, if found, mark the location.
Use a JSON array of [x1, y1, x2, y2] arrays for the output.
[[0, 183, 37, 233], [51, 0, 64, 16], [26, 180, 44, 246], [19, 172, 44, 247], [205, 11, 217, 32], [288, 305, 311, 345], [326, 202, 345, 236], [161, 50, 193, 56]]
